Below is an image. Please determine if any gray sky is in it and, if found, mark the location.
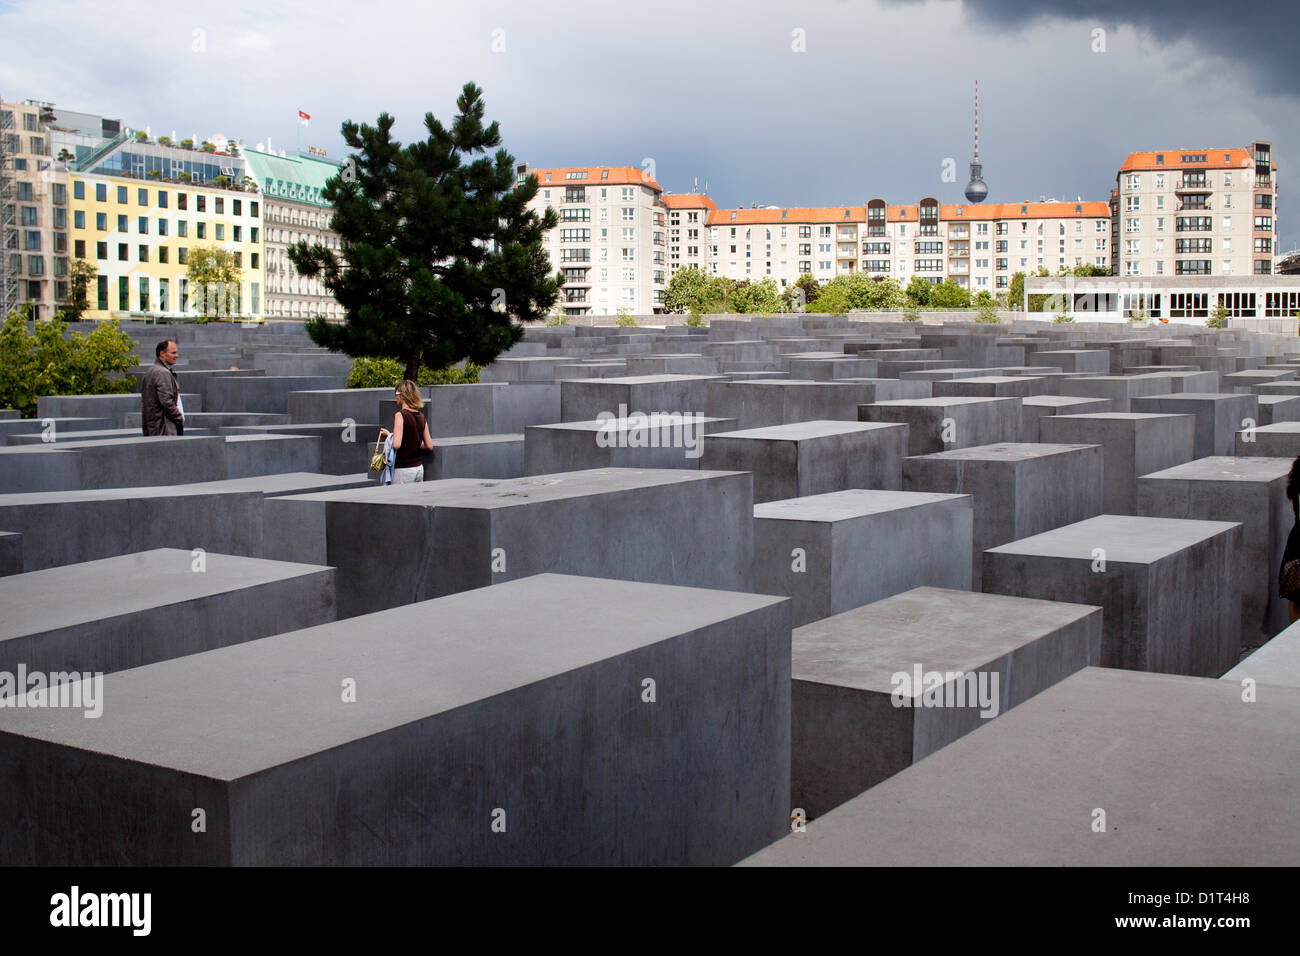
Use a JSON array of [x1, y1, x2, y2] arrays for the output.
[[2, 0, 1295, 250]]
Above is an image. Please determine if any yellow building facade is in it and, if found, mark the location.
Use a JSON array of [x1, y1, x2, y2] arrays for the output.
[[67, 173, 264, 320]]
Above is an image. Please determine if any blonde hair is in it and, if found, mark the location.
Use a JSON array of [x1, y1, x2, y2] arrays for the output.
[[396, 380, 424, 409]]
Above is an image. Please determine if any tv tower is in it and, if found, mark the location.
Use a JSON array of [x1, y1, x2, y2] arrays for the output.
[[964, 80, 988, 204]]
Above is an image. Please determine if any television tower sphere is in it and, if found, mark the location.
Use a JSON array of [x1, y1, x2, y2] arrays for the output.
[[965, 160, 988, 203]]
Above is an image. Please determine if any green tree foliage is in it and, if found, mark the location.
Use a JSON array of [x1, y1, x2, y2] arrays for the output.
[[614, 309, 638, 327], [973, 289, 994, 307], [0, 308, 137, 417], [928, 278, 972, 309], [905, 276, 932, 307], [1008, 272, 1026, 310], [64, 258, 97, 322], [663, 266, 711, 314], [975, 303, 1003, 323], [782, 273, 821, 312], [289, 83, 560, 382], [345, 357, 482, 388], [808, 274, 906, 313], [186, 246, 243, 320], [1207, 303, 1231, 329], [731, 277, 782, 315]]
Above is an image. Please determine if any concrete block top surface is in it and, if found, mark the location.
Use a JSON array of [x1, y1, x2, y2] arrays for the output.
[[906, 442, 1099, 463], [986, 514, 1240, 562], [1140, 456, 1293, 483], [0, 549, 331, 642], [430, 433, 525, 447], [711, 421, 905, 441], [0, 574, 787, 780], [0, 472, 368, 505], [792, 586, 1101, 691], [1052, 412, 1192, 423], [276, 467, 747, 510], [568, 374, 724, 385], [1222, 621, 1300, 687], [866, 397, 1018, 408], [1021, 396, 1111, 408], [755, 488, 969, 522], [741, 667, 1300, 866], [535, 414, 730, 433]]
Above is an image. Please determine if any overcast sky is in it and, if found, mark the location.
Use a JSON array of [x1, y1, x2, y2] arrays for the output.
[[2, 0, 1295, 249]]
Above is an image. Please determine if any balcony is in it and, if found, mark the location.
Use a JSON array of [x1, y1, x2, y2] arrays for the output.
[[948, 226, 969, 238], [948, 245, 969, 258], [1174, 179, 1211, 193]]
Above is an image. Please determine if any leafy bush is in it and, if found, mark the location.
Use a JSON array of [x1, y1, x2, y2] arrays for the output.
[[1128, 308, 1150, 324], [685, 312, 706, 327], [901, 306, 921, 323], [1052, 309, 1075, 324], [1207, 304, 1230, 329], [614, 309, 638, 327], [975, 304, 1003, 324], [0, 309, 138, 417], [346, 356, 481, 389]]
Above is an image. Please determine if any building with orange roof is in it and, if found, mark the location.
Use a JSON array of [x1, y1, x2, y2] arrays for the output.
[[664, 193, 715, 275], [1111, 140, 1278, 280], [517, 163, 668, 316]]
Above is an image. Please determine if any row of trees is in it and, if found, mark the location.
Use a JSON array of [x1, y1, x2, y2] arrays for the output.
[[59, 248, 247, 323]]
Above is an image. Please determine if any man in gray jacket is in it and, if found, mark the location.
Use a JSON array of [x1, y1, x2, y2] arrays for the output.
[[141, 339, 184, 436]]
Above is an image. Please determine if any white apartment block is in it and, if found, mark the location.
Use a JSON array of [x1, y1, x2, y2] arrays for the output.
[[520, 164, 667, 316], [1111, 142, 1278, 279], [659, 195, 1109, 294], [666, 193, 715, 276]]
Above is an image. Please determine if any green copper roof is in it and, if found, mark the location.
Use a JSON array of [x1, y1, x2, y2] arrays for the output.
[[242, 149, 341, 207]]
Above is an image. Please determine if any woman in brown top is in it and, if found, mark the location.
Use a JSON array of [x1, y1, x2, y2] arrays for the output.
[[378, 380, 434, 484]]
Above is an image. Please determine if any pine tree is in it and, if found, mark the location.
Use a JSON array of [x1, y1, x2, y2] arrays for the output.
[[289, 82, 560, 381]]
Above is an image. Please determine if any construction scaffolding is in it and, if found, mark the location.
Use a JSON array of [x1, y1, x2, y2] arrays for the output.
[[0, 99, 17, 317]]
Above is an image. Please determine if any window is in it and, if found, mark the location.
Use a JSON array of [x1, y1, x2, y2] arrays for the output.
[[233, 252, 241, 268], [138, 188, 148, 206], [197, 222, 206, 239], [97, 275, 108, 311], [233, 199, 241, 216], [96, 241, 107, 260], [178, 221, 188, 238], [70, 210, 84, 231], [157, 191, 168, 208], [118, 243, 128, 261], [215, 198, 224, 215], [118, 276, 129, 311], [21, 205, 37, 226], [233, 225, 241, 242], [1254, 261, 1271, 275], [178, 193, 188, 211], [197, 195, 206, 213], [1255, 238, 1272, 253], [139, 245, 148, 262], [1175, 260, 1211, 275], [95, 182, 107, 202], [621, 207, 634, 221], [138, 216, 148, 234], [1125, 196, 1140, 211], [178, 247, 187, 265], [116, 185, 128, 204], [74, 239, 85, 258], [1156, 196, 1164, 210], [138, 276, 149, 311], [117, 214, 127, 232], [159, 219, 169, 237], [1255, 216, 1274, 231], [1176, 238, 1211, 253], [621, 187, 634, 202], [1175, 216, 1212, 232], [158, 246, 168, 264]]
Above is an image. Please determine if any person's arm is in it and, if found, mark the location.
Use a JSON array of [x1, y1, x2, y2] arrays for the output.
[[158, 373, 183, 424], [422, 415, 433, 451], [391, 410, 404, 449]]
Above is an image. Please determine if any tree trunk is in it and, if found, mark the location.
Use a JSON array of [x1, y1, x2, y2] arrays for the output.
[[403, 357, 420, 383]]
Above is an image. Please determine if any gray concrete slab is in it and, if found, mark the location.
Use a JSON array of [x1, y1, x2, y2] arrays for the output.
[[1235, 421, 1300, 458], [272, 468, 755, 617], [1059, 374, 1175, 412], [1130, 393, 1259, 458], [285, 387, 392, 425], [983, 514, 1242, 677], [1222, 621, 1300, 688], [422, 382, 561, 438], [0, 549, 335, 676], [702, 421, 909, 503], [706, 380, 928, 431], [0, 531, 20, 577], [0, 418, 114, 440], [560, 375, 723, 423], [524, 415, 734, 474], [903, 443, 1104, 588], [857, 397, 1019, 456], [931, 376, 1050, 399], [1028, 350, 1110, 374], [1136, 456, 1293, 649], [426, 434, 525, 480], [754, 490, 973, 626], [0, 574, 791, 866], [1017, 395, 1113, 442], [790, 587, 1101, 819], [1038, 413, 1197, 514], [742, 667, 1300, 866], [1256, 395, 1300, 426]]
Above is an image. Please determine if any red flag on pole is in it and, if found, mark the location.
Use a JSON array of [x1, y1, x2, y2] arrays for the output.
[[297, 110, 310, 127]]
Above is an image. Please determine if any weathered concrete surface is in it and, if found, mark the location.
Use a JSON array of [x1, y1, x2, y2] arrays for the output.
[[702, 421, 910, 503], [983, 514, 1242, 678], [1038, 413, 1197, 514], [560, 375, 723, 423], [1234, 421, 1300, 458], [754, 490, 973, 626], [742, 668, 1300, 866], [0, 549, 335, 675], [706, 380, 925, 431], [1222, 621, 1300, 688], [272, 468, 755, 617], [0, 531, 20, 577], [903, 443, 1104, 587], [1136, 456, 1293, 649], [1130, 393, 1259, 458], [524, 415, 734, 475], [0, 574, 791, 866], [931, 376, 1049, 399], [1059, 374, 1174, 412], [422, 383, 561, 437], [1017, 395, 1112, 442], [790, 587, 1101, 819], [858, 398, 1019, 455]]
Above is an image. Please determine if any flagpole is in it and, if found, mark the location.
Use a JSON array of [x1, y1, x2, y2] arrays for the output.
[[296, 114, 300, 157]]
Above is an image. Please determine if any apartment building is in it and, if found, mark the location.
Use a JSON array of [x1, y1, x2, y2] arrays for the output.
[[655, 196, 1109, 294], [1112, 142, 1279, 278], [666, 193, 715, 276], [520, 164, 668, 316], [243, 148, 344, 321], [1, 98, 80, 320], [67, 171, 263, 319]]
